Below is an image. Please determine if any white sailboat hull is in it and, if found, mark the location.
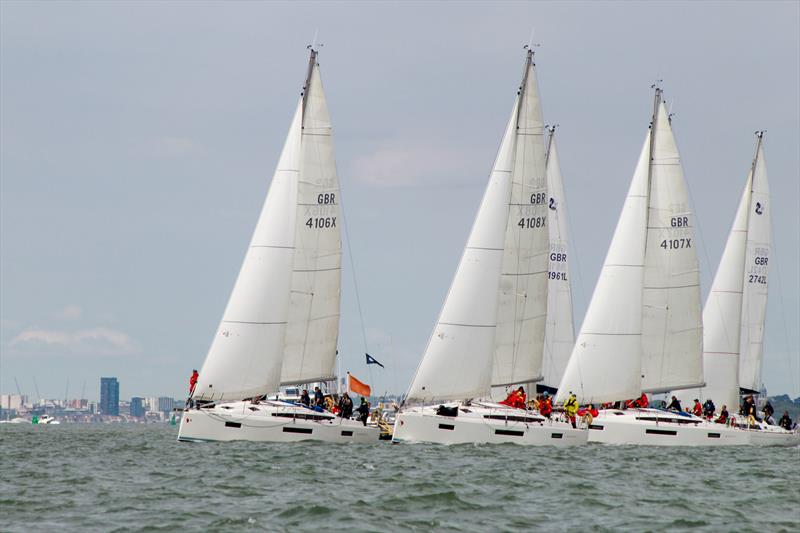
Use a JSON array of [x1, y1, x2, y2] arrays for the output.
[[178, 400, 379, 443], [587, 408, 799, 447], [392, 402, 588, 446]]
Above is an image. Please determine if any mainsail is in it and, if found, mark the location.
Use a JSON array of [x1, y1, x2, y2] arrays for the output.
[[281, 50, 342, 385], [540, 127, 575, 389], [640, 97, 703, 393], [193, 50, 341, 401], [557, 88, 702, 404], [492, 52, 550, 387]]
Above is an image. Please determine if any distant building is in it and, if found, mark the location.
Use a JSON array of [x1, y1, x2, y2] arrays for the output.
[[100, 377, 120, 416], [0, 394, 26, 410], [130, 397, 145, 418], [157, 396, 174, 415]]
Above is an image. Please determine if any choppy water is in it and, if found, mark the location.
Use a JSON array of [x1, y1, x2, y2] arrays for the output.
[[1, 424, 798, 532]]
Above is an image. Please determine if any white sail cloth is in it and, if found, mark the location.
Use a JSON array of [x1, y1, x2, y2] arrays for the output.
[[281, 54, 342, 385], [405, 103, 518, 403], [683, 136, 770, 410], [541, 132, 575, 389], [194, 103, 302, 401], [194, 52, 343, 401], [557, 91, 704, 404], [640, 102, 703, 393], [492, 58, 550, 387]]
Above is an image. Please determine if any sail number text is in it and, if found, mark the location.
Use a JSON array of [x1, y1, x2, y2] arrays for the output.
[[518, 217, 546, 229], [660, 238, 691, 250], [317, 193, 336, 205], [306, 217, 336, 229]]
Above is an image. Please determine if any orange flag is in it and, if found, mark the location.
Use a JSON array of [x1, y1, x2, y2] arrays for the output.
[[348, 373, 371, 397]]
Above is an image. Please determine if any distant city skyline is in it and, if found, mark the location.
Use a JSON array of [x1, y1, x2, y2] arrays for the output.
[[1, 2, 798, 400]]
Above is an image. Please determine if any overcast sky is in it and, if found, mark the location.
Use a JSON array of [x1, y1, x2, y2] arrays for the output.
[[1, 1, 798, 402]]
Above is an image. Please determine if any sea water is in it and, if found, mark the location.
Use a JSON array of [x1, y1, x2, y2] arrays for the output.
[[1, 424, 798, 532]]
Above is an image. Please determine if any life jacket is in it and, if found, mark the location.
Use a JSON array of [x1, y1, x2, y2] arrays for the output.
[[638, 394, 649, 408], [540, 398, 552, 414]]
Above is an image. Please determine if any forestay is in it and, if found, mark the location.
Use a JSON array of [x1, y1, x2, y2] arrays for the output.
[[640, 98, 703, 393], [492, 52, 550, 387], [194, 102, 302, 401], [540, 129, 575, 389], [281, 51, 342, 385]]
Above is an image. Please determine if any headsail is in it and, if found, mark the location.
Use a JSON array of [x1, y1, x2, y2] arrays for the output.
[[540, 127, 575, 389], [194, 101, 302, 401], [405, 99, 518, 403], [640, 94, 703, 393], [281, 50, 343, 385], [555, 133, 650, 404], [492, 50, 550, 387]]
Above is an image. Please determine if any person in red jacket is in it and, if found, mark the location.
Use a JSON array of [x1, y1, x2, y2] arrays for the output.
[[578, 404, 599, 426], [189, 369, 199, 396], [692, 399, 703, 417], [500, 386, 527, 409], [539, 392, 553, 419], [633, 393, 649, 408]]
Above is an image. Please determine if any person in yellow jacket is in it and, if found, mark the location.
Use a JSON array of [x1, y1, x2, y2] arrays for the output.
[[564, 393, 579, 429]]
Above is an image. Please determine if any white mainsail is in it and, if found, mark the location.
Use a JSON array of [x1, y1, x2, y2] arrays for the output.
[[557, 88, 702, 404], [640, 100, 703, 393], [738, 136, 770, 394], [492, 53, 550, 387], [194, 103, 302, 401], [540, 128, 575, 389], [281, 51, 342, 385]]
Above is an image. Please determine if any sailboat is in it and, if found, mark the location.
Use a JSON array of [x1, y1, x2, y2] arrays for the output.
[[392, 50, 587, 446], [178, 48, 378, 443], [674, 132, 799, 446], [556, 90, 797, 446]]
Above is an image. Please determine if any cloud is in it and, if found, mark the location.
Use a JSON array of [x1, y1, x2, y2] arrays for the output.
[[10, 327, 136, 356], [350, 139, 483, 188], [55, 305, 82, 320]]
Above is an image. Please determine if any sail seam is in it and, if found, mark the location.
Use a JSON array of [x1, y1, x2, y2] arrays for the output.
[[439, 322, 495, 328], [222, 320, 288, 325]]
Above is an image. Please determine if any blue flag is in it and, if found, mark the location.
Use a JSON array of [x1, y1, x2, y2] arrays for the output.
[[365, 353, 384, 368]]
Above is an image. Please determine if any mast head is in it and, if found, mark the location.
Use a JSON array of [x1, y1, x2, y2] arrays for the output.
[[754, 130, 766, 139]]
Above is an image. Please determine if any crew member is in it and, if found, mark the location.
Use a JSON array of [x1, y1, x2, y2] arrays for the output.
[[778, 411, 794, 431], [314, 386, 324, 407], [564, 393, 579, 429], [189, 369, 199, 396], [666, 396, 682, 412], [300, 389, 311, 407], [692, 399, 703, 417], [715, 405, 729, 424], [578, 404, 599, 426], [702, 398, 716, 419], [356, 397, 370, 426], [339, 392, 353, 419], [540, 392, 552, 419]]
